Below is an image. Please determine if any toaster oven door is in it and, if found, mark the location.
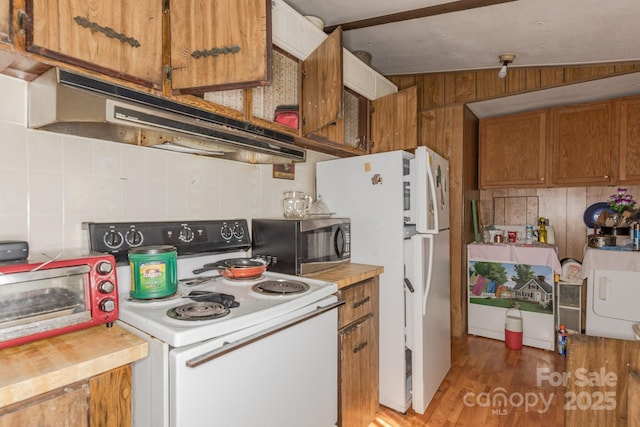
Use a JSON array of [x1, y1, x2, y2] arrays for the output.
[[0, 265, 92, 346]]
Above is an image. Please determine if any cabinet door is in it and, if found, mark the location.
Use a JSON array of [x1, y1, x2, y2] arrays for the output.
[[88, 365, 132, 427], [301, 27, 343, 135], [479, 110, 547, 188], [550, 100, 616, 186], [0, 382, 89, 427], [339, 315, 378, 427], [26, 0, 163, 89], [169, 0, 271, 94], [309, 88, 369, 151], [370, 86, 417, 153], [0, 0, 11, 44], [619, 95, 640, 183]]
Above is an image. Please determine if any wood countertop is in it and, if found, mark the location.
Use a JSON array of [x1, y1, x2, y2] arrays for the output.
[[0, 325, 147, 407], [304, 263, 383, 289]]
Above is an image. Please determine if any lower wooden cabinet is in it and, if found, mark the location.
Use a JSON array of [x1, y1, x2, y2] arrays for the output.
[[0, 383, 88, 427], [0, 365, 131, 427], [337, 276, 379, 427]]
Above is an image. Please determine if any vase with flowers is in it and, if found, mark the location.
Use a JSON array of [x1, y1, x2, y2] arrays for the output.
[[607, 188, 637, 227]]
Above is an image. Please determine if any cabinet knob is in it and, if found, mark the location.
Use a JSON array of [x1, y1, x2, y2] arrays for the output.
[[604, 175, 609, 180]]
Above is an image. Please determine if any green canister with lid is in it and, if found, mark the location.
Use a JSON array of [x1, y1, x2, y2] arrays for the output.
[[128, 245, 178, 299]]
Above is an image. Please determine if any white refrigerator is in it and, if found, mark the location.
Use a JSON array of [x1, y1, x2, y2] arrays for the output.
[[316, 146, 450, 414]]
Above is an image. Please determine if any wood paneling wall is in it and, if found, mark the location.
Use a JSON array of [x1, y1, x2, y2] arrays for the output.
[[419, 105, 478, 338], [392, 61, 640, 337], [388, 62, 640, 110]]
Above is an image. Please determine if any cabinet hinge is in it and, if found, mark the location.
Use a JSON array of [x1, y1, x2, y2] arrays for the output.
[[370, 106, 375, 114], [301, 116, 306, 126], [301, 70, 306, 81], [164, 65, 172, 83]]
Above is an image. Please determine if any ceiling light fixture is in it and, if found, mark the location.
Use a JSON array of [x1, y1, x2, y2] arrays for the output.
[[497, 53, 516, 79]]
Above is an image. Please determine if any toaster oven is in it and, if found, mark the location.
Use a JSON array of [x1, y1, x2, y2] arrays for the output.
[[0, 252, 119, 349]]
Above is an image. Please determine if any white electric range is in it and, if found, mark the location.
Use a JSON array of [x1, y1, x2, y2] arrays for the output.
[[85, 219, 340, 427]]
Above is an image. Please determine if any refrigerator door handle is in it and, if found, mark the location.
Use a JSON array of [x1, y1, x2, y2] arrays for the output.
[[404, 277, 415, 293], [425, 157, 439, 233], [422, 234, 434, 315]]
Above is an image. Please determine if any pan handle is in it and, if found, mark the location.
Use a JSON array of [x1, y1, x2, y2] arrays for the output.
[[192, 265, 220, 274]]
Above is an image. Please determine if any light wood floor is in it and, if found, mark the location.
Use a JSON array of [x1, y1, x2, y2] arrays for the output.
[[370, 335, 567, 426]]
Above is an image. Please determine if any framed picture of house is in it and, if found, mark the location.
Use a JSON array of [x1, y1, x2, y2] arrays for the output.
[[468, 260, 554, 314]]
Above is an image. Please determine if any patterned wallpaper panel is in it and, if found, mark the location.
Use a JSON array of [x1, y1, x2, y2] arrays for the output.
[[252, 50, 299, 122], [344, 90, 359, 148], [203, 88, 245, 112]]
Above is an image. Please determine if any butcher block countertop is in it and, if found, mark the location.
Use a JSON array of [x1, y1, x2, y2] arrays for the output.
[[305, 263, 383, 289], [0, 325, 147, 407]]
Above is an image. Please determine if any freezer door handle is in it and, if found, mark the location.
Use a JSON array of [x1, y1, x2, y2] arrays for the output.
[[185, 300, 344, 368], [404, 277, 415, 293]]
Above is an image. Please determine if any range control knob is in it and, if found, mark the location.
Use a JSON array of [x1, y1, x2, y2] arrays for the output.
[[98, 280, 115, 294], [179, 226, 194, 243], [232, 224, 245, 239], [125, 229, 144, 247], [220, 224, 233, 240], [103, 230, 124, 249], [99, 298, 116, 313], [96, 261, 113, 275]]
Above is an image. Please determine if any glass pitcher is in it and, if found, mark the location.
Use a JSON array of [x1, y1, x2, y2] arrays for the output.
[[283, 191, 313, 218]]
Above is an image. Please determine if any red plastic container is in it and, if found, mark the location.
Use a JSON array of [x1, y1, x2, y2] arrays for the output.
[[505, 309, 523, 350]]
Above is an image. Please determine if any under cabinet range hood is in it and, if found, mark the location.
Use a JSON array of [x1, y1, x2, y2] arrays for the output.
[[28, 68, 306, 164]]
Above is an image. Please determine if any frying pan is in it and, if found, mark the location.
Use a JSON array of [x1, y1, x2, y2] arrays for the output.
[[192, 258, 268, 278]]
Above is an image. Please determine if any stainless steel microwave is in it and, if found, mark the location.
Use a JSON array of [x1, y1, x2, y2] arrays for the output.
[[251, 218, 350, 275]]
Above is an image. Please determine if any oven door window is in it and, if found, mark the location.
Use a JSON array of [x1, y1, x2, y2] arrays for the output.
[[0, 266, 91, 339]]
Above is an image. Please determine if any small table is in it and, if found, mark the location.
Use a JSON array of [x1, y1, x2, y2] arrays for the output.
[[467, 242, 561, 350]]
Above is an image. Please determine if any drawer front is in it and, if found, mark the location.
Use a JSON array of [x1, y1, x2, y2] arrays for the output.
[[338, 277, 378, 329]]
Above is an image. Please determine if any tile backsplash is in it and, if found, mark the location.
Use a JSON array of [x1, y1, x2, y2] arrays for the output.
[[0, 74, 333, 254]]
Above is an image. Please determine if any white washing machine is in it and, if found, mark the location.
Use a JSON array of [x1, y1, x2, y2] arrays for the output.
[[582, 247, 640, 341]]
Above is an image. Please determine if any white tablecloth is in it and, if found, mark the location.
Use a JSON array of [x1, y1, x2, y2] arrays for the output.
[[468, 242, 562, 274], [580, 246, 640, 279]]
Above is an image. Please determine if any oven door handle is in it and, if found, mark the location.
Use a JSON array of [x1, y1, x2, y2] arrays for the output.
[[185, 300, 344, 368]]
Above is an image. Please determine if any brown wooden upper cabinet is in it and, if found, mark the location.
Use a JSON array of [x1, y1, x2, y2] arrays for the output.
[[619, 95, 640, 183], [169, 0, 271, 94], [549, 99, 616, 186], [0, 0, 11, 45], [370, 86, 417, 153], [301, 27, 343, 136], [479, 110, 548, 189], [25, 0, 271, 94]]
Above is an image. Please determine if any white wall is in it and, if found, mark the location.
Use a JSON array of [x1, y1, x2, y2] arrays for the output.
[[0, 74, 334, 254]]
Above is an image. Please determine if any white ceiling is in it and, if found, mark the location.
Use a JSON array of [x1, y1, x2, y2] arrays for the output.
[[284, 0, 640, 117], [284, 0, 640, 76]]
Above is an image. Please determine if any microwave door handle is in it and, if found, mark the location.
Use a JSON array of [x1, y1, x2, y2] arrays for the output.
[[334, 227, 344, 257]]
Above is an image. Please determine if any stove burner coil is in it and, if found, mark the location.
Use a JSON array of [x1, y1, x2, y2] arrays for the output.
[[252, 280, 310, 295], [167, 302, 230, 321]]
